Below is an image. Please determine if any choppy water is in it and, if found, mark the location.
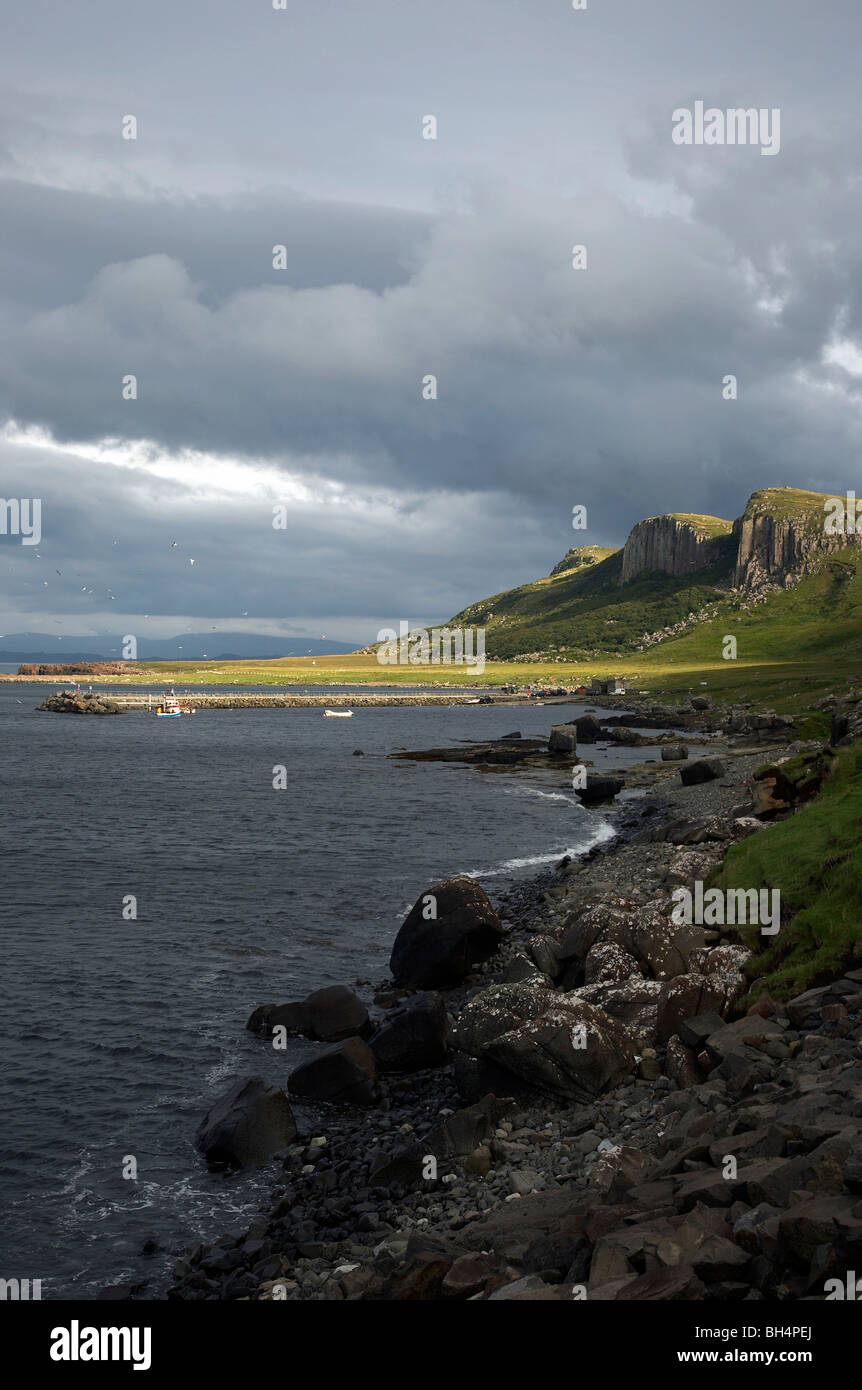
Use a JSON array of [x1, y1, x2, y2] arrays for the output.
[[0, 686, 663, 1299]]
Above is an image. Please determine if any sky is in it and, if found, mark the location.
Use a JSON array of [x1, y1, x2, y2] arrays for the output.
[[2, 0, 862, 645]]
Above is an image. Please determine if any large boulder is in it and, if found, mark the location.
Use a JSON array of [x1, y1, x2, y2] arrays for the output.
[[607, 726, 637, 744], [661, 745, 688, 762], [549, 725, 578, 756], [557, 897, 640, 963], [369, 994, 450, 1072], [390, 876, 505, 989], [584, 941, 641, 986], [451, 980, 555, 1057], [287, 1036, 378, 1106], [628, 906, 705, 980], [656, 976, 729, 1044], [196, 1076, 298, 1168], [246, 985, 371, 1042], [575, 775, 624, 804], [575, 979, 661, 1048], [573, 714, 602, 743], [680, 758, 726, 786], [483, 998, 635, 1100]]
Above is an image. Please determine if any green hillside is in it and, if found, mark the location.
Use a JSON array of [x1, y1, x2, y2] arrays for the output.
[[741, 486, 834, 528], [450, 539, 737, 661], [448, 488, 851, 665]]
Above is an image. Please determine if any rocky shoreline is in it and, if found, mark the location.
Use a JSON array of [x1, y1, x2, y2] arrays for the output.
[[138, 701, 862, 1303]]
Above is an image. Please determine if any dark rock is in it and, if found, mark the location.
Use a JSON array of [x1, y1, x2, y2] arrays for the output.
[[573, 714, 602, 743], [661, 745, 688, 761], [483, 997, 636, 1100], [606, 726, 637, 744], [678, 1012, 728, 1051], [424, 1095, 511, 1159], [37, 691, 121, 715], [287, 1037, 378, 1106], [441, 1251, 501, 1298], [575, 775, 625, 804], [615, 1265, 708, 1300], [389, 876, 505, 989], [680, 758, 726, 786], [369, 993, 449, 1072], [246, 985, 371, 1042], [196, 1077, 298, 1168]]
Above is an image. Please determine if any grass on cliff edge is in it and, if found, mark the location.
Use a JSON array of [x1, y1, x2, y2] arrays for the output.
[[709, 741, 862, 1004]]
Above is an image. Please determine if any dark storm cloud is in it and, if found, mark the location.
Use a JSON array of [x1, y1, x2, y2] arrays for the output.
[[3, 179, 861, 540], [2, 0, 862, 634]]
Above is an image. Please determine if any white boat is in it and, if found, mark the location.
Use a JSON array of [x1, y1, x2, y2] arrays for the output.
[[155, 688, 195, 717], [323, 708, 353, 717]]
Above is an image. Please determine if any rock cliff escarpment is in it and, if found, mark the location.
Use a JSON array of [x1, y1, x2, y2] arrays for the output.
[[620, 515, 733, 584], [731, 489, 862, 587], [620, 490, 861, 590]]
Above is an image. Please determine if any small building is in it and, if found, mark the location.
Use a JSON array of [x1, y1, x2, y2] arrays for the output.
[[589, 675, 630, 695]]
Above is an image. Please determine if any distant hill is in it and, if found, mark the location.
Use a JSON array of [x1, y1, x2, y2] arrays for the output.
[[0, 632, 361, 662]]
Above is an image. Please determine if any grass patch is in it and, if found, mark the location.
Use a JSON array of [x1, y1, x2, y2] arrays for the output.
[[709, 742, 862, 1003]]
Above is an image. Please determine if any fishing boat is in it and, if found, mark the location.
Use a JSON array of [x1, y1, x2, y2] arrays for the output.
[[323, 708, 353, 717], [155, 688, 195, 717]]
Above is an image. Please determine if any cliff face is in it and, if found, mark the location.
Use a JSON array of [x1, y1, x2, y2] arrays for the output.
[[619, 492, 858, 590], [620, 515, 732, 584], [732, 496, 861, 587]]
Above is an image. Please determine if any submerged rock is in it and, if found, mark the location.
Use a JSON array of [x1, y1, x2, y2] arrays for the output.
[[246, 985, 371, 1043]]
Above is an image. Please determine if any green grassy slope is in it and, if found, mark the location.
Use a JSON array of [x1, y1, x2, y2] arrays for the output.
[[631, 547, 862, 721], [450, 537, 737, 661], [709, 742, 862, 1003]]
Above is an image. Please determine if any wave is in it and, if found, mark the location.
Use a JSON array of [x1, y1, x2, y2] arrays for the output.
[[469, 816, 616, 878]]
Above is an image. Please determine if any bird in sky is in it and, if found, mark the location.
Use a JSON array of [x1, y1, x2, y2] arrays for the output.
[[189, 558, 195, 566], [170, 540, 177, 547]]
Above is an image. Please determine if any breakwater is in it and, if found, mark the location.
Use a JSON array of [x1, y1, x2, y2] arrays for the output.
[[96, 692, 580, 711]]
